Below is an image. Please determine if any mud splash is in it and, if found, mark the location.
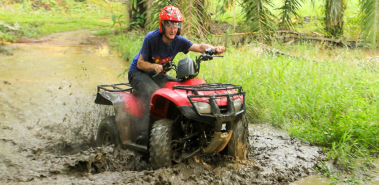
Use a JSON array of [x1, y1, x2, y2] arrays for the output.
[[1, 30, 327, 184]]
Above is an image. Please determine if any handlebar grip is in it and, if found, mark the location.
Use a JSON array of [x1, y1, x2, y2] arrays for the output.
[[205, 48, 218, 55]]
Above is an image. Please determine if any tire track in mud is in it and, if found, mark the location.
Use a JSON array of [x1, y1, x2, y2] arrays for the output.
[[0, 30, 326, 184]]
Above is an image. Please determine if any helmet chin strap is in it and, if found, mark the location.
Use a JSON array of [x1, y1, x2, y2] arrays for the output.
[[162, 24, 177, 42], [163, 32, 174, 41]]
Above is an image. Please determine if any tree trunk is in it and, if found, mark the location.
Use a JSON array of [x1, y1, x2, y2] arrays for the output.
[[324, 0, 346, 37], [125, 0, 130, 28], [128, 0, 147, 28]]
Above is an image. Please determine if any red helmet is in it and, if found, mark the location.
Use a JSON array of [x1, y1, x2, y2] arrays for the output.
[[159, 6, 184, 35]]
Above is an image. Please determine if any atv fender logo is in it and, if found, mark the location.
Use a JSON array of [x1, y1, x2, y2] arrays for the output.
[[153, 56, 171, 64]]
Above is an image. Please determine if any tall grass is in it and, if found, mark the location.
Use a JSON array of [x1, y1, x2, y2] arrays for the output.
[[108, 30, 145, 62], [196, 42, 379, 169]]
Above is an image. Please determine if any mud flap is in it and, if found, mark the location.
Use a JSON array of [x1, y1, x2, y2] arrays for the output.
[[202, 131, 233, 154], [96, 91, 131, 145]]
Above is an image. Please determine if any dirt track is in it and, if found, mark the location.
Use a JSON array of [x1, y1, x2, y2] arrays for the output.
[[0, 30, 326, 184]]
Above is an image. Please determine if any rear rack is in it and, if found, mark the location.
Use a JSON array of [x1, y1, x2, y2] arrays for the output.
[[95, 83, 133, 105], [173, 83, 242, 95], [97, 83, 133, 93]]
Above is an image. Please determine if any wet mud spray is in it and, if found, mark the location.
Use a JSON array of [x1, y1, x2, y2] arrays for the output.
[[1, 30, 326, 184]]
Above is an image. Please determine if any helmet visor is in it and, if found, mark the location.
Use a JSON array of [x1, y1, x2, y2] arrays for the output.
[[164, 21, 182, 29]]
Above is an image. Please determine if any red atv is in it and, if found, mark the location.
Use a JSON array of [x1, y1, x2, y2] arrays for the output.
[[95, 49, 248, 169]]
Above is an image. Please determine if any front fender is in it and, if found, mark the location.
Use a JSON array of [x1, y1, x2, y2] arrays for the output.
[[150, 88, 191, 118], [151, 88, 191, 108]]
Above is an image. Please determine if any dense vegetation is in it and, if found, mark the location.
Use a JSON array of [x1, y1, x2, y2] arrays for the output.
[[1, 0, 378, 183]]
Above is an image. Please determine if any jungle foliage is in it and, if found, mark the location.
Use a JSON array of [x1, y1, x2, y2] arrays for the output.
[[134, 0, 378, 46]]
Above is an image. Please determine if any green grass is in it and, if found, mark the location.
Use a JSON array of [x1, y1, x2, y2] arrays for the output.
[[108, 29, 145, 62], [196, 42, 379, 171], [0, 0, 125, 42]]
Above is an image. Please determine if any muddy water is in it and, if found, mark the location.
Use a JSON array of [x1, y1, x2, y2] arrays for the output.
[[291, 159, 379, 185], [0, 30, 126, 182], [1, 30, 327, 184], [367, 160, 379, 185]]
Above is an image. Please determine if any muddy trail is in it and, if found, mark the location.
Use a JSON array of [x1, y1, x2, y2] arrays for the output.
[[0, 30, 326, 184]]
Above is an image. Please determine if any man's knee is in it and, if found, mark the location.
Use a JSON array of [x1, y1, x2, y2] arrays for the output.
[[145, 84, 160, 97]]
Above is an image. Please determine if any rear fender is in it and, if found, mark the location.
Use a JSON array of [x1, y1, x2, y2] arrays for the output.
[[95, 91, 144, 118], [95, 91, 143, 144]]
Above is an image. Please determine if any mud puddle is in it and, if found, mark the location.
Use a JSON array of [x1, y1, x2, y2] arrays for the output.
[[1, 30, 327, 184]]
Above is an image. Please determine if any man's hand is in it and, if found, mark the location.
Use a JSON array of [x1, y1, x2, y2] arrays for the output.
[[213, 46, 226, 55], [154, 64, 163, 74], [188, 44, 226, 55]]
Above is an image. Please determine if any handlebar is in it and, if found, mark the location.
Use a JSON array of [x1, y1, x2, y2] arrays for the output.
[[152, 61, 176, 78], [153, 48, 223, 79], [204, 48, 218, 55]]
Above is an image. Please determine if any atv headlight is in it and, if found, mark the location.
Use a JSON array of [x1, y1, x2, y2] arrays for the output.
[[193, 102, 212, 114], [234, 99, 242, 112]]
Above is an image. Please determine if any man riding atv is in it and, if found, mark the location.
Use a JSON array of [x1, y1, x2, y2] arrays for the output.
[[128, 6, 225, 127], [95, 6, 248, 169]]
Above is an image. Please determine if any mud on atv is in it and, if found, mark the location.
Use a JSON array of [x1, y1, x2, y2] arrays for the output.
[[95, 49, 248, 169]]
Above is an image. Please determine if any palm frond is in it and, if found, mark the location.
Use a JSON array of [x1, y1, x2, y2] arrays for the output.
[[277, 0, 304, 30], [179, 0, 211, 41], [214, 0, 235, 18], [359, 0, 379, 48], [239, 0, 277, 41], [310, 0, 315, 7], [145, 0, 210, 41]]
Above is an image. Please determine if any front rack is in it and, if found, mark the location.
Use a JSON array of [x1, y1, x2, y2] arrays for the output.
[[175, 83, 246, 123], [97, 83, 133, 93], [173, 83, 242, 95]]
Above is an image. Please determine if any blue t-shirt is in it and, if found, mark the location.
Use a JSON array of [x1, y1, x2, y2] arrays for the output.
[[128, 29, 194, 72]]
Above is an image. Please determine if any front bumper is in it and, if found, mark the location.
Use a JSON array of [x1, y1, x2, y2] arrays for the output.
[[178, 93, 246, 132]]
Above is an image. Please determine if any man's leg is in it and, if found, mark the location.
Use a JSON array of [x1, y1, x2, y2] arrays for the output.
[[129, 70, 160, 105], [128, 70, 160, 141], [152, 74, 175, 88]]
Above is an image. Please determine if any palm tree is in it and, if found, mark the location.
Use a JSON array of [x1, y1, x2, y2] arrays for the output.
[[124, 0, 148, 28], [360, 0, 379, 48], [142, 0, 378, 48], [324, 0, 346, 37]]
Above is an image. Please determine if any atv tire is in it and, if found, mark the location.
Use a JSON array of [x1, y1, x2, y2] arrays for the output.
[[227, 115, 248, 159], [149, 118, 174, 169], [96, 116, 119, 147]]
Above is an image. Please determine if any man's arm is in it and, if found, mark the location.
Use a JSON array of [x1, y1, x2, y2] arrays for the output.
[[188, 44, 225, 54], [137, 54, 163, 73]]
